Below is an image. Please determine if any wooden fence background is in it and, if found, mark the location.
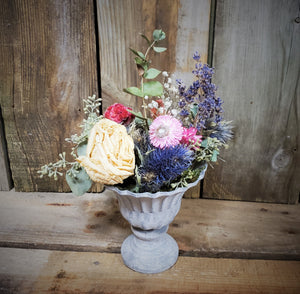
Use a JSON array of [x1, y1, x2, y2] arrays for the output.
[[0, 0, 299, 203]]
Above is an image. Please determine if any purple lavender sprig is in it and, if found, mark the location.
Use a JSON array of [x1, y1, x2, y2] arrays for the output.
[[176, 52, 223, 130]]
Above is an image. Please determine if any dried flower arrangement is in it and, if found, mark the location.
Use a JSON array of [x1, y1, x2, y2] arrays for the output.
[[38, 29, 233, 196]]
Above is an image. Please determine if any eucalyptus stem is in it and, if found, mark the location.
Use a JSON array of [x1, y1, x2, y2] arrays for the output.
[[141, 77, 147, 118], [141, 40, 155, 120], [144, 40, 156, 59]]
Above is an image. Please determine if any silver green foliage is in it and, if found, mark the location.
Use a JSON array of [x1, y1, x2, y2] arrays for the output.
[[124, 29, 167, 99], [66, 167, 92, 196], [37, 94, 102, 195]]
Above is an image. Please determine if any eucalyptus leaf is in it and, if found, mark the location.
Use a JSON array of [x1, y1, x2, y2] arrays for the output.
[[124, 87, 144, 97], [144, 68, 161, 79], [130, 48, 146, 60], [143, 81, 163, 96], [135, 57, 148, 70], [66, 168, 92, 196], [77, 142, 87, 156], [153, 29, 166, 41], [153, 46, 167, 53], [127, 109, 146, 121], [140, 33, 151, 45]]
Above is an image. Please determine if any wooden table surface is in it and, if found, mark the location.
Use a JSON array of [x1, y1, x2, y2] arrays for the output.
[[0, 190, 300, 293], [1, 248, 300, 294]]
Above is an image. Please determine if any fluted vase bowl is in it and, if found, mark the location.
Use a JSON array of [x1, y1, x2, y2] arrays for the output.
[[106, 165, 207, 274]]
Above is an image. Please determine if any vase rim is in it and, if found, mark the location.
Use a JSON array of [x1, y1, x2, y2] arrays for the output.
[[105, 163, 207, 198]]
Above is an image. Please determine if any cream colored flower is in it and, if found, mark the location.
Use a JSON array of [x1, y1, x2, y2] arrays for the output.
[[77, 119, 135, 185]]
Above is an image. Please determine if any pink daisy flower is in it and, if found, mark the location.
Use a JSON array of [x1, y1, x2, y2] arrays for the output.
[[180, 127, 202, 149], [149, 115, 183, 149]]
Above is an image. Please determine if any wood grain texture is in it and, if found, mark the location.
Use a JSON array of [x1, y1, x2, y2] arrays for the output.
[[0, 190, 299, 260], [0, 248, 300, 294], [0, 0, 98, 192], [174, 0, 211, 74], [0, 109, 12, 191], [96, 0, 179, 112], [204, 0, 300, 203], [97, 0, 211, 111]]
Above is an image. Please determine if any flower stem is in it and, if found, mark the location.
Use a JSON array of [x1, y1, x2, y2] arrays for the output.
[[145, 40, 156, 59], [141, 40, 156, 122]]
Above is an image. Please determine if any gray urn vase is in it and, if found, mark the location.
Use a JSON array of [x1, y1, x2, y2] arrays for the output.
[[106, 165, 207, 274]]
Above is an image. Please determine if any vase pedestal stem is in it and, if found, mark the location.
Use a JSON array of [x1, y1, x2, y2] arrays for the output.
[[121, 225, 179, 274]]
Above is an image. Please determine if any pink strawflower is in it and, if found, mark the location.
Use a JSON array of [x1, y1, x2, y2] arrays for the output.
[[149, 115, 183, 149], [181, 127, 202, 148]]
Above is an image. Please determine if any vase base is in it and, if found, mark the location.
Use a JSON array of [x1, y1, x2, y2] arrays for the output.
[[121, 233, 179, 274]]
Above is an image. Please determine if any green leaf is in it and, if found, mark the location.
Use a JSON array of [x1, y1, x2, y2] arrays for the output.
[[124, 87, 144, 97], [153, 29, 166, 41], [66, 168, 92, 196], [77, 142, 87, 156], [135, 57, 148, 71], [140, 33, 151, 45], [143, 81, 163, 96], [130, 48, 146, 60], [153, 46, 167, 53], [201, 139, 208, 148], [127, 109, 147, 121], [191, 104, 198, 119], [143, 68, 161, 79], [211, 150, 219, 162]]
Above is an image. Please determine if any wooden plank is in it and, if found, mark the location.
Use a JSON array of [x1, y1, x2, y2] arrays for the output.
[[0, 190, 299, 260], [174, 0, 211, 74], [0, 108, 13, 191], [0, 0, 98, 192], [96, 0, 211, 198], [204, 0, 300, 203], [0, 248, 300, 294], [96, 0, 180, 112]]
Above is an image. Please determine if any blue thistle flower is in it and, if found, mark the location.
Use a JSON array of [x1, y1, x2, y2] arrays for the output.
[[209, 120, 234, 143], [139, 145, 194, 193]]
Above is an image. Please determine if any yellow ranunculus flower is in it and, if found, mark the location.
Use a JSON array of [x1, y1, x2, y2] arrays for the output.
[[77, 119, 135, 185]]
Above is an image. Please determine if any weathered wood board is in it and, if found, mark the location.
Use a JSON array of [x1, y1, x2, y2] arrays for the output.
[[0, 248, 300, 294], [0, 0, 98, 192], [0, 190, 299, 260], [204, 0, 300, 203], [97, 0, 212, 112]]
